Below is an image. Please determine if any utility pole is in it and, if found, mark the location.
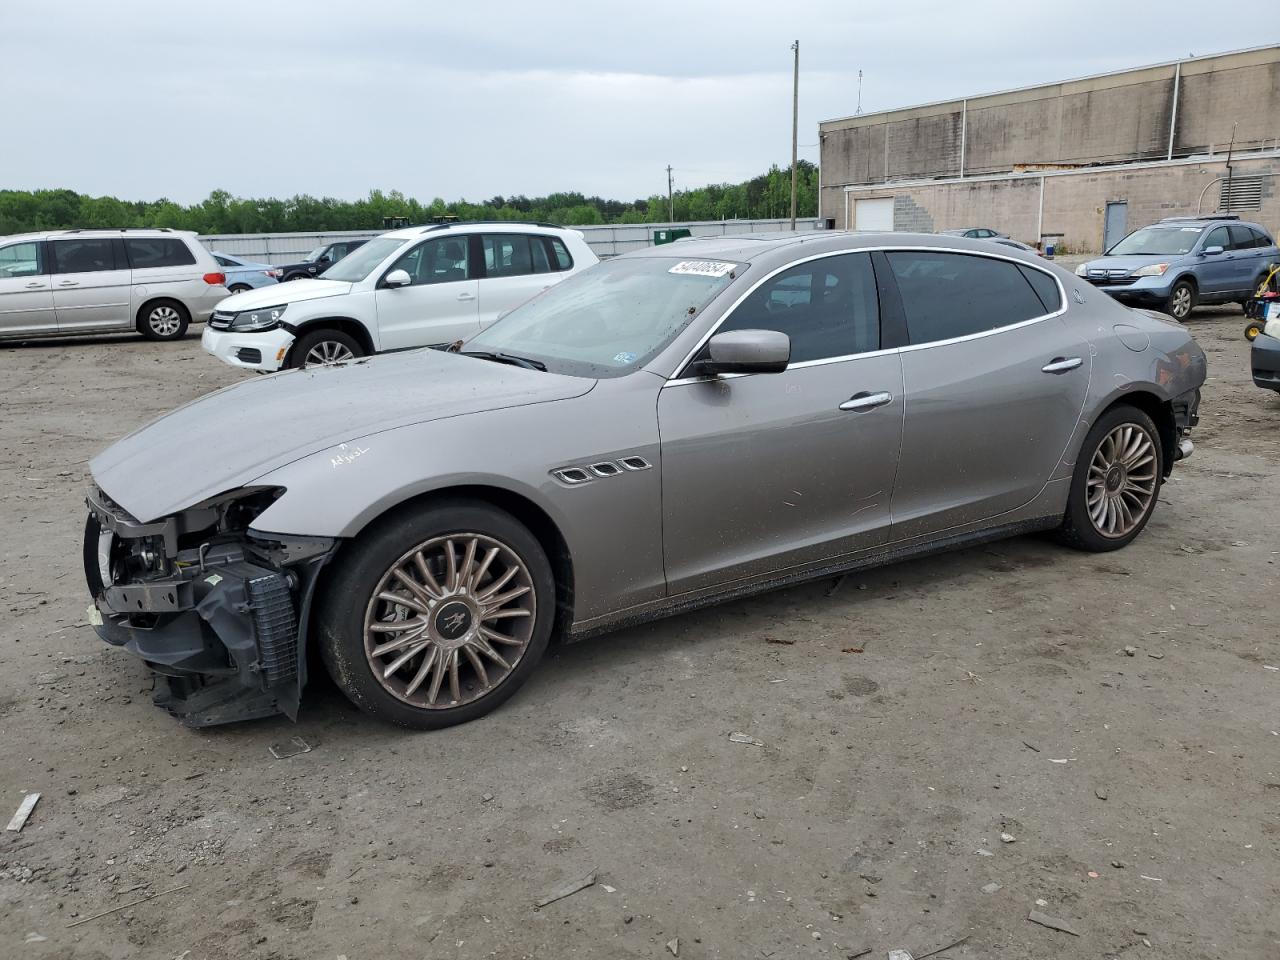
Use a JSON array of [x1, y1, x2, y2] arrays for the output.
[[790, 40, 799, 231], [1223, 121, 1237, 212], [666, 164, 674, 222], [856, 69, 863, 115]]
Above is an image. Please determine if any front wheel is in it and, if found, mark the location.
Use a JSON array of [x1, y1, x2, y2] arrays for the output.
[[1056, 405, 1163, 552], [317, 500, 555, 729], [1164, 280, 1195, 321], [289, 328, 364, 369]]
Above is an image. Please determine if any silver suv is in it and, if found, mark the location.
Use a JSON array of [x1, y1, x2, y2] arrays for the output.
[[0, 229, 229, 342]]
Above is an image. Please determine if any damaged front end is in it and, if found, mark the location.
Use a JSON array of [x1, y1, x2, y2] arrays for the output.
[[84, 485, 336, 726]]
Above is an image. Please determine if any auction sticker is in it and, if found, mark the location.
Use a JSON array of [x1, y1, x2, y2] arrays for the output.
[[669, 260, 735, 278]]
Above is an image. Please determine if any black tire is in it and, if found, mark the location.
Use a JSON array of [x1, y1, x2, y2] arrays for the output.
[[288, 328, 364, 369], [228, 283, 252, 294], [1056, 404, 1164, 552], [285, 273, 309, 281], [1163, 279, 1195, 321], [137, 299, 190, 341], [317, 499, 556, 729]]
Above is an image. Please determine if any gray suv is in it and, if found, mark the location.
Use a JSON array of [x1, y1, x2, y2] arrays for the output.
[[0, 228, 229, 341], [1076, 216, 1278, 320]]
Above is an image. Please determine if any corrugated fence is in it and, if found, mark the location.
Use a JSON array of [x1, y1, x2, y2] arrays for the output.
[[198, 218, 825, 265]]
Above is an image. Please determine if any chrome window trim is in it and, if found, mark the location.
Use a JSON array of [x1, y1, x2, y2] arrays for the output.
[[663, 244, 1069, 386]]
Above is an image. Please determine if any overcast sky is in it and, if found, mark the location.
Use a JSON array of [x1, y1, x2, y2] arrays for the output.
[[2, 2, 1272, 204]]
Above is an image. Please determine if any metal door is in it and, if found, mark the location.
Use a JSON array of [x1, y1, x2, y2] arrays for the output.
[[0, 240, 57, 337], [854, 197, 895, 231], [1103, 202, 1127, 252], [658, 352, 904, 596], [48, 238, 133, 331]]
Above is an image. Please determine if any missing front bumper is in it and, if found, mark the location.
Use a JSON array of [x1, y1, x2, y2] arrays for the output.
[[84, 491, 336, 726]]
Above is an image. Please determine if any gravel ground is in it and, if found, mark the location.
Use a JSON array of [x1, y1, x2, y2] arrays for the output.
[[0, 305, 1277, 960]]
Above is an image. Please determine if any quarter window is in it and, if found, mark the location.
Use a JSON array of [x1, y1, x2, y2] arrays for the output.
[[1016, 264, 1061, 313], [548, 237, 573, 271], [386, 237, 471, 286], [886, 251, 1048, 345], [50, 238, 117, 274], [715, 252, 880, 363], [124, 237, 196, 268], [0, 241, 44, 278], [1254, 227, 1276, 248]]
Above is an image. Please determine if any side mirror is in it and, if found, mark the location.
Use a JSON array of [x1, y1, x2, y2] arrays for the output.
[[691, 329, 790, 376], [1203, 245, 1224, 256], [384, 269, 412, 288]]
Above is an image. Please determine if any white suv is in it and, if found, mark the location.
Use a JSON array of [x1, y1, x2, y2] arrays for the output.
[[202, 222, 598, 370], [0, 229, 229, 342]]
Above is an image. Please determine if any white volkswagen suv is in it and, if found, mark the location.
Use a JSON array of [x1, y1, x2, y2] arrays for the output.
[[202, 222, 598, 370]]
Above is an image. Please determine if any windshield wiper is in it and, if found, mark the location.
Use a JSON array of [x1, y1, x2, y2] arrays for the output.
[[459, 350, 546, 371]]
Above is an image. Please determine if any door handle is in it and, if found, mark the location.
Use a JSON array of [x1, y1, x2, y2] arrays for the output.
[[25, 282, 44, 289], [457, 293, 475, 301], [1041, 357, 1083, 374], [839, 390, 893, 412], [57, 280, 79, 287]]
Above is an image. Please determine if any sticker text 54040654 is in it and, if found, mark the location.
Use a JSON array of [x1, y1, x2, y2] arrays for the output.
[[669, 260, 736, 278]]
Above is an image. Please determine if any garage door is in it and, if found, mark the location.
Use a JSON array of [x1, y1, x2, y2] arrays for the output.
[[854, 197, 894, 231]]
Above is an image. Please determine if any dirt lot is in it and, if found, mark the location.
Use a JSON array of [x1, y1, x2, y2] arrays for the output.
[[1, 306, 1277, 960]]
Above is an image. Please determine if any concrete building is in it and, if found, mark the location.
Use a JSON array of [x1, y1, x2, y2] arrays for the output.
[[819, 45, 1280, 253]]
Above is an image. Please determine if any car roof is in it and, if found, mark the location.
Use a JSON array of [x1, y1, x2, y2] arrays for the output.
[[1, 228, 198, 242], [618, 230, 1043, 265], [376, 221, 583, 242]]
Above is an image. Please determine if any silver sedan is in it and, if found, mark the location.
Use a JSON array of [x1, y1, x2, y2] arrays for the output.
[[84, 232, 1206, 729]]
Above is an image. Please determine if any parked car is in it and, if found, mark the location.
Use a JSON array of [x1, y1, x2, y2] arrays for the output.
[[274, 239, 370, 282], [85, 232, 1205, 729], [1076, 216, 1278, 321], [1252, 329, 1280, 393], [990, 237, 1043, 256], [202, 222, 598, 370], [941, 227, 1008, 240], [0, 229, 227, 342], [211, 252, 280, 294]]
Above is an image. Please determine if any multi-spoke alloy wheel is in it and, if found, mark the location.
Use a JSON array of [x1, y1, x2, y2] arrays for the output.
[[149, 306, 182, 336], [1057, 405, 1163, 553], [139, 301, 189, 340], [304, 340, 356, 366], [363, 534, 536, 708], [318, 500, 554, 729], [1086, 423, 1158, 538]]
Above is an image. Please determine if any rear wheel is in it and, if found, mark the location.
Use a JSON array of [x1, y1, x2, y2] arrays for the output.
[[1057, 404, 1163, 552], [1164, 280, 1195, 321], [289, 328, 364, 369], [137, 299, 190, 341], [228, 283, 252, 294], [317, 500, 555, 729]]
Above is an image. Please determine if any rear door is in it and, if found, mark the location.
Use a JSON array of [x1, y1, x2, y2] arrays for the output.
[[658, 251, 903, 594], [1196, 225, 1236, 296], [373, 235, 479, 349], [1228, 225, 1263, 294], [48, 237, 133, 332], [0, 240, 57, 337], [123, 236, 200, 306], [885, 249, 1089, 540], [477, 234, 557, 328]]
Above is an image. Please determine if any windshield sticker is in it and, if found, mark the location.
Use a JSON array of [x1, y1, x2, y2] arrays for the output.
[[1179, 227, 1201, 232], [669, 260, 735, 278], [613, 351, 638, 364]]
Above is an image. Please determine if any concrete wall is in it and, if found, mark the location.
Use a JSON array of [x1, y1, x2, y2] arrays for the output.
[[819, 45, 1280, 203], [198, 218, 824, 264], [826, 155, 1280, 254]]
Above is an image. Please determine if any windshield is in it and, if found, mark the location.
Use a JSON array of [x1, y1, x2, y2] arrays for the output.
[[319, 237, 405, 282], [305, 245, 328, 261], [464, 256, 742, 378], [1108, 225, 1204, 256]]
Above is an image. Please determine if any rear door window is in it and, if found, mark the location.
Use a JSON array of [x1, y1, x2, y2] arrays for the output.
[[124, 237, 197, 268], [482, 235, 536, 278], [886, 250, 1049, 345], [715, 252, 880, 362], [50, 238, 118, 274], [1228, 225, 1257, 251]]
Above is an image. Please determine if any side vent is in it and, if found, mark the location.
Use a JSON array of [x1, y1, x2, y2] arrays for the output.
[[590, 461, 621, 478], [552, 467, 593, 485], [619, 456, 651, 471]]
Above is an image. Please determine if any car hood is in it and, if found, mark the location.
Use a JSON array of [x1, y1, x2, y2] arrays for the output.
[[91, 350, 595, 522], [1082, 254, 1179, 274], [216, 278, 353, 311]]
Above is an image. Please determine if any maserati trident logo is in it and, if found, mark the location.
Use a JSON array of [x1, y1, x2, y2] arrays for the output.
[[443, 611, 468, 632], [435, 601, 472, 640]]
